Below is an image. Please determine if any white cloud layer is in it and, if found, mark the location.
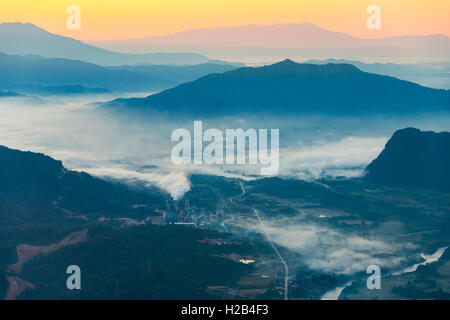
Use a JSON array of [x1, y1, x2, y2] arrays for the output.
[[1, 96, 449, 199], [243, 220, 411, 274]]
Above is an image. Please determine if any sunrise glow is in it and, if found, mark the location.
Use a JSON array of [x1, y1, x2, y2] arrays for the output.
[[0, 0, 449, 41]]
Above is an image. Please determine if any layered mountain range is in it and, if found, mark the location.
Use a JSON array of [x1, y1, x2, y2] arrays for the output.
[[105, 59, 450, 116]]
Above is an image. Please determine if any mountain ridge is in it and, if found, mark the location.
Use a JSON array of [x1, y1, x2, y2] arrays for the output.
[[104, 59, 450, 116], [0, 51, 176, 92], [0, 22, 210, 66]]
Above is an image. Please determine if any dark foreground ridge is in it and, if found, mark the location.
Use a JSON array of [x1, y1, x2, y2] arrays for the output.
[[0, 145, 167, 228], [366, 127, 450, 192]]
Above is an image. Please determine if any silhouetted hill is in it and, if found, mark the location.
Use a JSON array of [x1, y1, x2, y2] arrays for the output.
[[0, 22, 209, 66], [105, 59, 450, 116], [0, 145, 166, 228], [0, 52, 176, 92], [366, 128, 450, 192]]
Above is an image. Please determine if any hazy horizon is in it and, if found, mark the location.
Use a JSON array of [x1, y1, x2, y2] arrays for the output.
[[2, 0, 449, 41]]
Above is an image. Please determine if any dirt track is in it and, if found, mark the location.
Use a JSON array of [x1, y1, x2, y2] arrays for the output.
[[4, 277, 35, 300], [4, 229, 88, 300], [7, 229, 88, 274]]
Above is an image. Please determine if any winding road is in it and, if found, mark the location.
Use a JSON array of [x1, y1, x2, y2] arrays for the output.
[[229, 182, 247, 205]]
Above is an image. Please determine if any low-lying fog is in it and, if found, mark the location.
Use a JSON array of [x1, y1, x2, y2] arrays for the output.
[[243, 218, 413, 275], [0, 93, 449, 200], [1, 93, 449, 288]]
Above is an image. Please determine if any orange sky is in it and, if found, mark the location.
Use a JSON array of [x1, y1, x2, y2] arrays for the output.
[[1, 0, 449, 41]]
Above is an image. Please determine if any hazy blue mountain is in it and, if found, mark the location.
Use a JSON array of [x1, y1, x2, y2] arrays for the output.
[[0, 22, 210, 66], [366, 128, 450, 192], [1, 84, 109, 96], [0, 52, 176, 92], [108, 62, 242, 83], [306, 59, 450, 89], [105, 59, 450, 116]]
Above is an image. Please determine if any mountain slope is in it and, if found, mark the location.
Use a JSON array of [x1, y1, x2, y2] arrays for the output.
[[105, 59, 450, 115], [365, 128, 450, 192], [0, 22, 209, 66], [0, 52, 176, 92], [0, 145, 167, 229]]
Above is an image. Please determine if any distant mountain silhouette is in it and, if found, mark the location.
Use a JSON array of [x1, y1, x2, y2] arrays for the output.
[[0, 22, 209, 66], [91, 23, 450, 60], [109, 63, 241, 83], [0, 145, 166, 228], [0, 52, 176, 92], [105, 59, 450, 116], [2, 84, 109, 96], [366, 128, 450, 193]]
